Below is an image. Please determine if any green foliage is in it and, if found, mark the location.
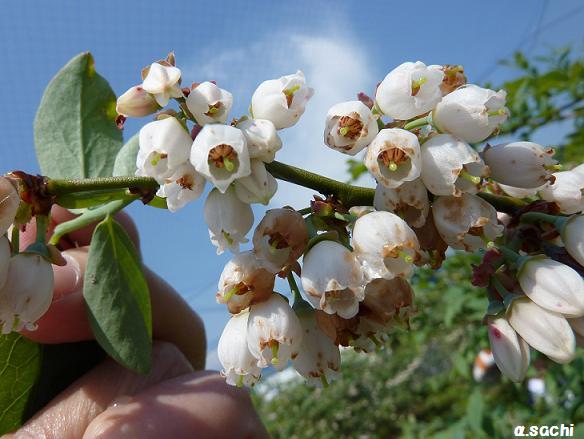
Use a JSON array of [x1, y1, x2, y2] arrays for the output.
[[84, 216, 152, 374], [113, 134, 140, 177], [0, 334, 42, 435], [34, 52, 122, 179]]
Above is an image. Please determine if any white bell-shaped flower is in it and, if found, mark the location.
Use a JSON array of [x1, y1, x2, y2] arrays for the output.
[[540, 170, 584, 214], [375, 61, 444, 120], [236, 119, 282, 163], [324, 101, 378, 156], [218, 311, 262, 387], [293, 310, 341, 387], [141, 63, 183, 107], [156, 163, 205, 213], [116, 85, 160, 118], [507, 298, 575, 364], [562, 214, 584, 267], [517, 256, 584, 318], [234, 159, 278, 205], [0, 236, 10, 289], [487, 316, 530, 382], [0, 177, 19, 236], [0, 253, 54, 334], [301, 240, 364, 319], [432, 84, 509, 143], [251, 71, 314, 129], [185, 81, 233, 125], [373, 179, 429, 228], [216, 251, 275, 314], [482, 141, 557, 188], [352, 211, 420, 281], [247, 294, 303, 369], [136, 117, 192, 181], [252, 208, 308, 274], [190, 124, 251, 193], [432, 193, 503, 251], [364, 128, 421, 189], [420, 134, 488, 196], [204, 187, 254, 255]]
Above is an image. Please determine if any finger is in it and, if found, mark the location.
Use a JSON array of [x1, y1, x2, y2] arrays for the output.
[[83, 372, 269, 439], [8, 342, 194, 439]]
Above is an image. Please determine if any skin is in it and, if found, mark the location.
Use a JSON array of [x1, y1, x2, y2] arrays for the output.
[[6, 207, 268, 439]]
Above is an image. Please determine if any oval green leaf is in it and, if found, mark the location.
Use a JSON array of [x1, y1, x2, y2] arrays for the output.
[[113, 134, 139, 177]]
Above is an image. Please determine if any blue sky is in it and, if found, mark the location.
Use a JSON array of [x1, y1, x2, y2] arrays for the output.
[[1, 0, 583, 368]]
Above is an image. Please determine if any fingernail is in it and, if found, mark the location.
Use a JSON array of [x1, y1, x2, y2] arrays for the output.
[[53, 253, 82, 297]]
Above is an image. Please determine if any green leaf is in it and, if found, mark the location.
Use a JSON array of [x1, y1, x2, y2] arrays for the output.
[[466, 389, 484, 435], [34, 52, 122, 179], [0, 334, 42, 435], [84, 216, 152, 373], [113, 134, 140, 177]]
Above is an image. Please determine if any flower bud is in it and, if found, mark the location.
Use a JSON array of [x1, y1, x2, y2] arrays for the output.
[[432, 193, 503, 251], [301, 240, 364, 319], [251, 71, 314, 129], [204, 187, 254, 255], [0, 177, 19, 236], [324, 101, 378, 156], [420, 134, 488, 196], [190, 124, 251, 193], [482, 142, 557, 188], [234, 159, 277, 205], [156, 163, 205, 212], [115, 85, 160, 117], [375, 61, 444, 120], [540, 170, 584, 214], [293, 310, 341, 387], [352, 211, 420, 281], [216, 251, 275, 314], [561, 214, 584, 267], [247, 294, 303, 369], [0, 253, 54, 334], [507, 298, 575, 364], [236, 119, 282, 163], [185, 81, 233, 125], [0, 236, 10, 289], [517, 256, 584, 318], [218, 311, 262, 387], [487, 316, 530, 382], [252, 208, 308, 274], [136, 117, 192, 181], [373, 179, 429, 228], [364, 128, 421, 189], [432, 84, 509, 143], [141, 62, 183, 107]]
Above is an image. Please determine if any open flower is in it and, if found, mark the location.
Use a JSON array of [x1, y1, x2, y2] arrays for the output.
[[487, 316, 530, 382], [373, 179, 429, 228], [218, 311, 262, 387], [433, 84, 509, 143], [0, 237, 9, 289], [185, 81, 233, 125], [251, 71, 313, 129], [293, 310, 341, 387], [136, 117, 192, 181], [420, 134, 488, 196], [156, 163, 205, 212], [352, 211, 420, 281], [517, 256, 584, 318], [364, 128, 421, 189], [0, 177, 19, 236], [234, 159, 278, 205], [561, 214, 584, 267], [482, 141, 557, 188], [432, 193, 503, 251], [141, 62, 183, 107], [247, 294, 303, 369], [540, 170, 584, 214], [204, 187, 254, 255], [236, 119, 282, 163], [116, 85, 160, 118], [324, 101, 378, 155], [375, 61, 444, 120], [301, 240, 364, 319], [190, 124, 251, 193], [216, 251, 275, 314], [507, 298, 575, 364], [0, 253, 54, 334], [252, 208, 308, 274]]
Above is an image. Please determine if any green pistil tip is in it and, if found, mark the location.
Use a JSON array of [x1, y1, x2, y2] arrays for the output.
[[223, 158, 235, 172], [398, 250, 414, 264], [339, 126, 349, 136], [488, 109, 506, 117], [388, 161, 398, 172], [284, 85, 301, 96], [150, 154, 162, 167], [222, 231, 234, 246], [412, 77, 428, 89], [224, 285, 240, 302], [320, 375, 329, 388], [207, 106, 219, 114], [545, 164, 562, 171], [460, 170, 481, 185], [270, 343, 280, 366], [237, 375, 244, 388]]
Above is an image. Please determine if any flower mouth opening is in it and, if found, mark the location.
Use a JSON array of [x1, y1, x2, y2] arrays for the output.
[[268, 232, 290, 252], [337, 115, 363, 140], [283, 85, 301, 108], [205, 102, 225, 117], [176, 174, 194, 190], [378, 147, 409, 172], [208, 144, 238, 172], [149, 152, 168, 167], [223, 281, 251, 302], [411, 77, 428, 97]]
